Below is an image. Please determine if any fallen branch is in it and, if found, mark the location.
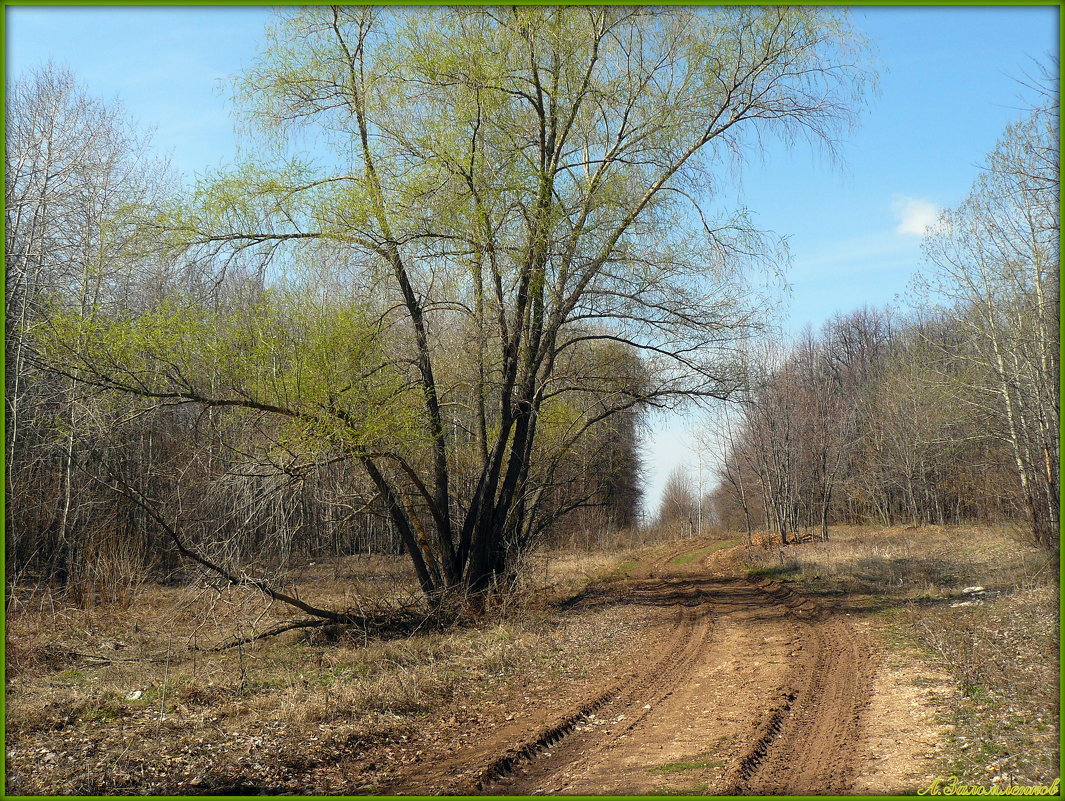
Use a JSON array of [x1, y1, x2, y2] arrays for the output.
[[68, 650, 173, 665], [205, 618, 333, 651], [206, 600, 451, 650]]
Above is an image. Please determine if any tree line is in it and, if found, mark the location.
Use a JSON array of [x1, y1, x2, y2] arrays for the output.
[[7, 7, 873, 612], [705, 76, 1058, 552]]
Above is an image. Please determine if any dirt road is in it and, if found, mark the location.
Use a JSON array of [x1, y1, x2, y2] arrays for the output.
[[389, 544, 876, 795]]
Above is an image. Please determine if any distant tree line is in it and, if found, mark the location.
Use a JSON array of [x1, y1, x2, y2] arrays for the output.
[[708, 77, 1058, 552]]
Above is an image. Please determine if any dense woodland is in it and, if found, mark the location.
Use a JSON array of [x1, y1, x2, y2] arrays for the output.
[[4, 54, 647, 608], [702, 81, 1059, 551], [4, 8, 1057, 619]]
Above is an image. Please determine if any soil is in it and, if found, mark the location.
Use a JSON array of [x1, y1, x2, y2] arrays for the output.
[[380, 542, 915, 796], [9, 539, 954, 795]]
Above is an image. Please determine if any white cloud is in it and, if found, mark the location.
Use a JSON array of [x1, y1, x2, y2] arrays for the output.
[[892, 195, 941, 236]]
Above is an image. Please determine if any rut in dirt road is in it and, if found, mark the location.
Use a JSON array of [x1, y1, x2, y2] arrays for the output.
[[500, 560, 874, 796], [387, 546, 875, 796], [720, 578, 873, 795], [480, 579, 716, 793]]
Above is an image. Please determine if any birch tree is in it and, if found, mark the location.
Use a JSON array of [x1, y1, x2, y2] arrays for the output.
[[6, 64, 171, 595], [916, 82, 1059, 550]]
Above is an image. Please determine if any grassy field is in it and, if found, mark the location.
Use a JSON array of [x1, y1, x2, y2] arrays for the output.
[[6, 525, 1058, 793], [4, 548, 651, 794], [743, 524, 1059, 787]]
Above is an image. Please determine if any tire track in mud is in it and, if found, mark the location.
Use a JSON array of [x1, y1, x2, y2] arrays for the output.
[[470, 547, 721, 793], [386, 569, 714, 795], [387, 543, 874, 796], [720, 577, 873, 795], [493, 546, 774, 795], [490, 584, 715, 794], [500, 552, 875, 797]]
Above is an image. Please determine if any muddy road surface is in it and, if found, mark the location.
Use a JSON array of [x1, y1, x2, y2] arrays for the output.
[[388, 544, 877, 795]]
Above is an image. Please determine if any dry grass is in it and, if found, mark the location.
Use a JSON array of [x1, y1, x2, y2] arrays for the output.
[[909, 584, 1059, 785], [743, 524, 1052, 600], [12, 527, 1054, 793], [5, 545, 658, 794], [744, 524, 1059, 787]]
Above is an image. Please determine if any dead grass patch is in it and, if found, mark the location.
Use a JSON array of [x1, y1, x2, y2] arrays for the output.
[[743, 524, 1059, 787], [900, 585, 1059, 785], [743, 524, 1052, 601], [6, 544, 662, 794]]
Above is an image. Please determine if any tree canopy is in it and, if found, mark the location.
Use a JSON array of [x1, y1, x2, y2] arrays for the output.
[[39, 6, 873, 607]]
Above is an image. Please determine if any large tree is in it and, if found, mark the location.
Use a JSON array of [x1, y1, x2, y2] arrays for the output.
[[41, 6, 872, 608]]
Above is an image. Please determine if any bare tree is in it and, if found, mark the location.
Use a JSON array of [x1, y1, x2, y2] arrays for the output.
[[5, 64, 171, 597], [657, 465, 698, 537], [915, 76, 1059, 550]]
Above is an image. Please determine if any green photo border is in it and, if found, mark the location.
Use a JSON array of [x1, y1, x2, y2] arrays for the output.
[[0, 2, 1060, 800]]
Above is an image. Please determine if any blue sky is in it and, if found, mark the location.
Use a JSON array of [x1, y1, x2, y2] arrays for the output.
[[7, 5, 1058, 517]]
